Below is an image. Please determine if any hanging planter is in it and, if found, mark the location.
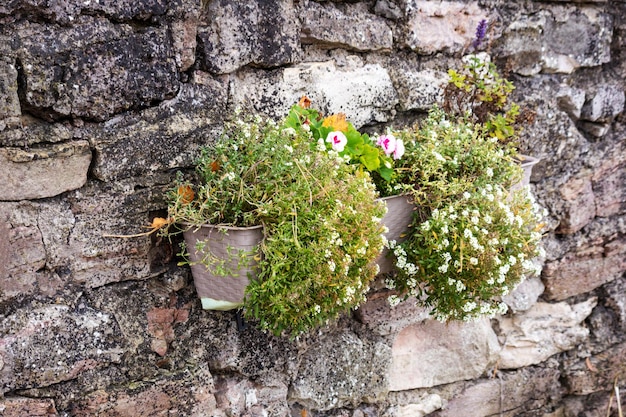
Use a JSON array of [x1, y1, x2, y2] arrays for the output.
[[181, 224, 263, 311], [376, 194, 415, 274], [512, 154, 540, 191]]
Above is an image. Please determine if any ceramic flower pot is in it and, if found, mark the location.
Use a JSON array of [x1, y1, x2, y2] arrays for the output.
[[511, 154, 540, 192], [182, 224, 264, 311], [376, 194, 415, 274]]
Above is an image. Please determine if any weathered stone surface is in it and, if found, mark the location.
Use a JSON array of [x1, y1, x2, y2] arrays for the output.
[[0, 57, 21, 128], [0, 203, 46, 301], [0, 304, 126, 395], [543, 238, 626, 300], [404, 1, 487, 54], [300, 0, 393, 51], [389, 318, 500, 390], [557, 173, 596, 234], [230, 61, 398, 128], [432, 366, 562, 417], [563, 341, 626, 396], [502, 276, 545, 313], [2, 0, 169, 24], [0, 140, 91, 201], [16, 17, 179, 121], [355, 290, 431, 336], [387, 394, 444, 417], [171, 16, 199, 72], [499, 7, 613, 75], [592, 148, 626, 217], [197, 0, 299, 74], [580, 83, 625, 123], [391, 68, 447, 112], [0, 116, 73, 147], [557, 84, 587, 120], [69, 363, 222, 417], [90, 79, 227, 182], [290, 330, 390, 410], [214, 375, 289, 417], [0, 397, 57, 417], [496, 299, 597, 369]]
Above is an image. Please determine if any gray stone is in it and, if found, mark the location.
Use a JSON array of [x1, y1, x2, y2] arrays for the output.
[[290, 330, 390, 411], [499, 7, 612, 75], [0, 203, 46, 301], [502, 276, 545, 313], [404, 1, 487, 54], [90, 79, 227, 182], [557, 84, 586, 120], [0, 57, 21, 126], [300, 1, 393, 51], [388, 318, 500, 390], [496, 299, 597, 369], [16, 17, 179, 121], [197, 0, 300, 74], [0, 140, 91, 200], [355, 290, 431, 336], [580, 83, 625, 123], [391, 68, 447, 112], [0, 304, 126, 395], [432, 366, 562, 417], [69, 362, 223, 417], [230, 61, 398, 128]]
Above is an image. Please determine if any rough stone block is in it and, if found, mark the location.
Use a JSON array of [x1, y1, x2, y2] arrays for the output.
[[496, 299, 597, 369], [592, 152, 626, 217], [500, 7, 612, 75], [0, 116, 73, 147], [291, 331, 390, 410], [388, 318, 500, 390], [197, 0, 299, 74], [404, 1, 487, 54], [0, 57, 21, 125], [557, 84, 586, 120], [0, 305, 126, 395], [0, 210, 45, 299], [0, 140, 91, 201], [0, 397, 57, 417], [214, 376, 289, 417], [90, 80, 227, 182], [16, 17, 179, 121], [580, 84, 625, 123], [230, 61, 398, 128], [543, 238, 626, 301], [69, 363, 221, 417], [502, 276, 545, 313], [563, 341, 626, 396], [2, 0, 169, 24], [354, 290, 431, 336], [392, 68, 447, 112], [300, 1, 393, 51], [433, 366, 562, 417], [557, 174, 596, 234]]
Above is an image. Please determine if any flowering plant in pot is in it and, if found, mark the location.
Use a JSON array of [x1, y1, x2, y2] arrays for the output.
[[384, 107, 545, 321], [165, 110, 386, 336]]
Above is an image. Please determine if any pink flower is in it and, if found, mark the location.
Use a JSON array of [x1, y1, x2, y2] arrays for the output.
[[376, 134, 396, 155], [393, 138, 405, 160], [376, 134, 404, 159], [326, 131, 348, 152]]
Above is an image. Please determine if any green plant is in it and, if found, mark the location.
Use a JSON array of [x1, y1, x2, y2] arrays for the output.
[[385, 108, 544, 321], [165, 110, 385, 336], [444, 52, 523, 144]]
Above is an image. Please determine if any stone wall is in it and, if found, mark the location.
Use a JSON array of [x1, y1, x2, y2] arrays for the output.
[[1, 0, 625, 416]]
